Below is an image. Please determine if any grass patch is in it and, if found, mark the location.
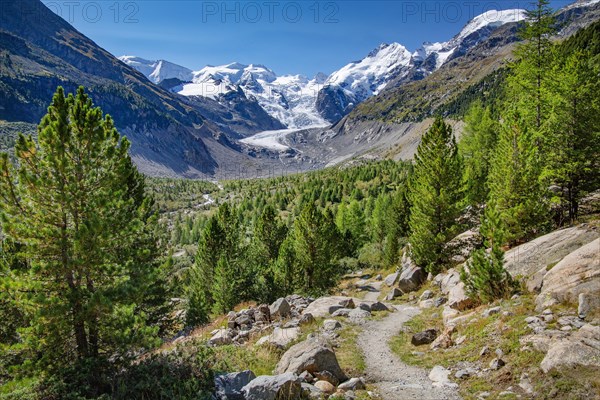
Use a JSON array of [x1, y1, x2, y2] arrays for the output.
[[335, 324, 366, 377], [213, 344, 280, 376]]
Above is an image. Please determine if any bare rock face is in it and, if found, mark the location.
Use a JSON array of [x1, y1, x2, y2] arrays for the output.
[[241, 373, 302, 400], [540, 324, 600, 373], [275, 338, 348, 383], [504, 226, 598, 286], [535, 239, 600, 312]]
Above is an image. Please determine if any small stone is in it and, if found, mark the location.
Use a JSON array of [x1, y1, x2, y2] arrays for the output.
[[455, 369, 471, 379], [525, 316, 541, 324], [313, 370, 339, 386], [542, 308, 553, 315], [420, 290, 434, 300], [323, 319, 342, 331], [489, 358, 505, 370], [495, 348, 504, 358], [337, 377, 366, 391], [339, 298, 355, 309], [560, 325, 572, 332], [499, 391, 515, 397], [502, 311, 514, 317], [299, 313, 315, 325], [375, 274, 383, 281], [455, 335, 466, 345], [480, 346, 490, 357], [483, 306, 501, 318], [370, 302, 389, 312], [386, 288, 402, 301], [434, 297, 447, 307], [314, 380, 335, 394], [357, 303, 371, 311], [544, 314, 554, 323]]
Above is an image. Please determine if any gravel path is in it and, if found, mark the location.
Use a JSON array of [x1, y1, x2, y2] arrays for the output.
[[357, 299, 462, 399]]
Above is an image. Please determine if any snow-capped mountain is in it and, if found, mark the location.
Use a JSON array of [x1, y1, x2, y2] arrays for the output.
[[123, 8, 528, 127], [316, 8, 526, 122], [122, 59, 329, 129], [119, 56, 193, 84]]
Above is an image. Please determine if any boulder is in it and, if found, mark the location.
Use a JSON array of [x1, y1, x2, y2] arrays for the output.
[[270, 298, 291, 319], [299, 313, 315, 325], [448, 282, 474, 311], [540, 324, 600, 373], [430, 326, 454, 350], [482, 306, 501, 318], [446, 229, 481, 263], [209, 329, 233, 346], [215, 370, 256, 400], [348, 308, 371, 322], [384, 272, 400, 287], [411, 329, 438, 346], [397, 265, 425, 293], [275, 338, 348, 383], [370, 302, 389, 312], [579, 293, 600, 320], [242, 373, 302, 400], [303, 296, 360, 318], [256, 327, 301, 349], [337, 377, 366, 391], [323, 319, 342, 331], [255, 304, 271, 323], [535, 239, 600, 312], [357, 303, 371, 311], [386, 287, 402, 301], [504, 226, 598, 283], [314, 380, 336, 394]]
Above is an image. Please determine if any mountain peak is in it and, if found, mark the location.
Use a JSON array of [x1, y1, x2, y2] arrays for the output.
[[455, 9, 526, 42]]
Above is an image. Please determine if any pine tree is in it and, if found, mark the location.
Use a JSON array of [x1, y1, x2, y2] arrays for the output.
[[0, 87, 161, 374], [408, 117, 463, 274], [293, 203, 342, 295], [459, 102, 500, 207], [461, 204, 514, 303], [212, 256, 238, 314]]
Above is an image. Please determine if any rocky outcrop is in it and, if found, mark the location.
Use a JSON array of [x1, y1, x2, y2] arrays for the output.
[[384, 272, 400, 287], [540, 324, 600, 373], [504, 225, 598, 288], [241, 373, 302, 400], [275, 338, 348, 383], [535, 238, 600, 312]]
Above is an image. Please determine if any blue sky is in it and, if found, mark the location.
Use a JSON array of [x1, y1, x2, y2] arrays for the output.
[[44, 0, 574, 77]]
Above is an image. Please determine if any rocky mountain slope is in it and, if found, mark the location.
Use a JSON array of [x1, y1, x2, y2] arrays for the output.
[[0, 0, 290, 177]]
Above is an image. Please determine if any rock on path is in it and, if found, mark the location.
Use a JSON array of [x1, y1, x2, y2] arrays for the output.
[[357, 297, 462, 399], [362, 281, 383, 302]]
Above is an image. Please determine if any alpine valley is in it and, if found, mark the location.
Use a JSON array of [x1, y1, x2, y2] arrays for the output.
[[1, 0, 599, 177]]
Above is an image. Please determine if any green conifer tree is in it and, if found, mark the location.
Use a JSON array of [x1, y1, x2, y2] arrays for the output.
[[0, 87, 161, 375], [408, 117, 463, 274]]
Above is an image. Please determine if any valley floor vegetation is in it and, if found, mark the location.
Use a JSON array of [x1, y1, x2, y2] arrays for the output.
[[0, 3, 598, 399]]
